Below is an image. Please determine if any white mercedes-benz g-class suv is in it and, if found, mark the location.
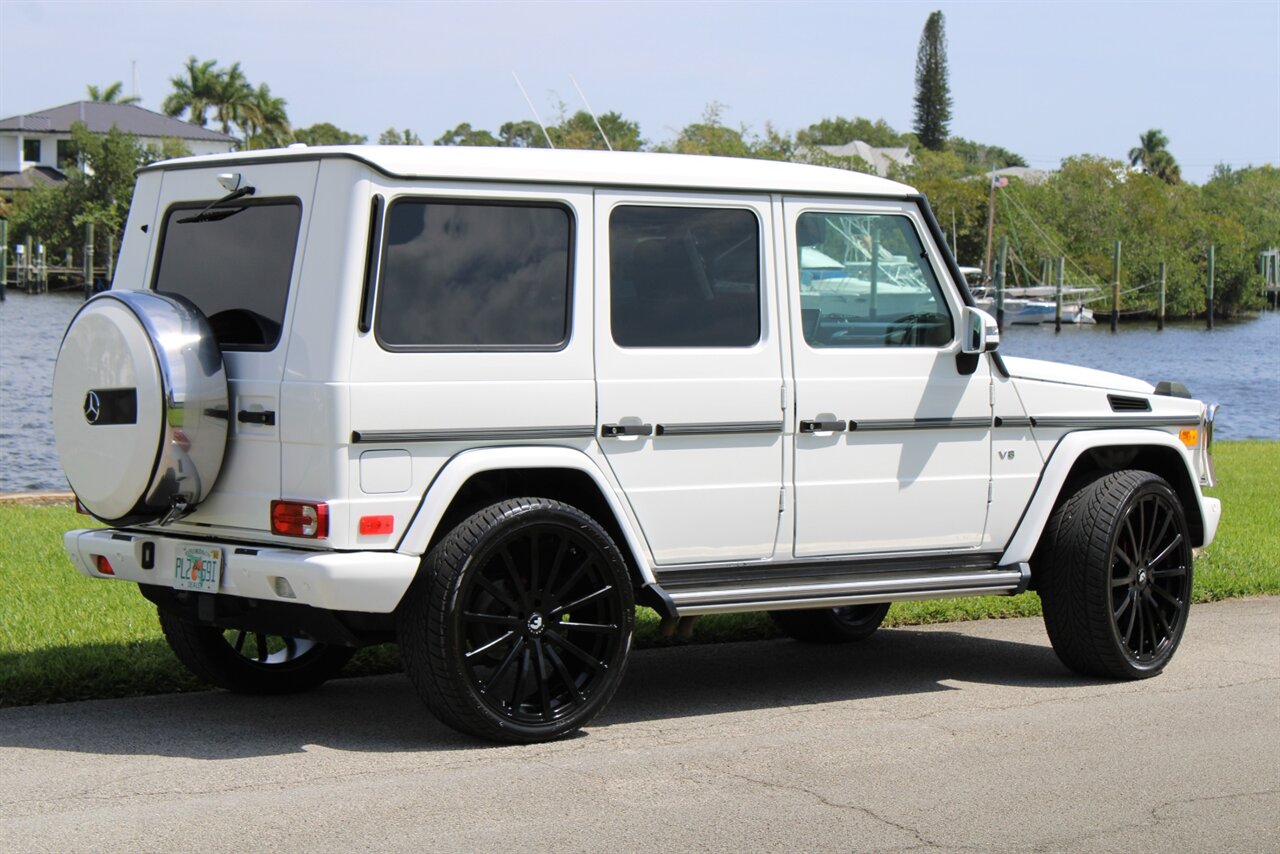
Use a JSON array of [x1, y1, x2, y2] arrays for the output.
[[53, 146, 1220, 743]]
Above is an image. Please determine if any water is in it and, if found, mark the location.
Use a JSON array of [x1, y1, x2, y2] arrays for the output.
[[1, 290, 1277, 493]]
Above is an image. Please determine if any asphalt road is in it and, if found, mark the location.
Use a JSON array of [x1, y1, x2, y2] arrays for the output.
[[2, 598, 1277, 852]]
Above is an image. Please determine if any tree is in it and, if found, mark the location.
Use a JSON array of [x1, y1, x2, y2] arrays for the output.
[[1129, 129, 1181, 184], [292, 122, 366, 146], [913, 11, 953, 151], [210, 62, 253, 137], [499, 120, 551, 148], [86, 82, 139, 105], [6, 123, 189, 264], [379, 127, 423, 145], [162, 56, 221, 126], [434, 122, 500, 146], [663, 103, 752, 158], [547, 110, 644, 151], [241, 83, 291, 149], [948, 137, 1027, 173], [797, 116, 905, 148]]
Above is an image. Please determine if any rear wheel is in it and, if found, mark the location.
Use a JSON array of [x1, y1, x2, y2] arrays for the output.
[[157, 610, 354, 694], [398, 498, 634, 744], [769, 602, 891, 643], [1038, 470, 1193, 679]]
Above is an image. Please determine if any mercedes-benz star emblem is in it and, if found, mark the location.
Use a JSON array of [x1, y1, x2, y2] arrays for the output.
[[83, 391, 101, 424]]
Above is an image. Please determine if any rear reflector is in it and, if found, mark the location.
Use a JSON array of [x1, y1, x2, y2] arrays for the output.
[[93, 555, 115, 575], [359, 514, 394, 535], [270, 500, 329, 538]]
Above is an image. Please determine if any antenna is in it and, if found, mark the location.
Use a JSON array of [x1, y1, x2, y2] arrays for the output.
[[131, 60, 139, 102], [570, 74, 612, 151], [511, 72, 554, 149]]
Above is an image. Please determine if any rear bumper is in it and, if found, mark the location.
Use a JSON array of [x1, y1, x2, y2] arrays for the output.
[[63, 528, 420, 614]]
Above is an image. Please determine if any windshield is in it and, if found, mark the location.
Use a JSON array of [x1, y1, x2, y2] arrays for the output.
[[152, 198, 302, 350]]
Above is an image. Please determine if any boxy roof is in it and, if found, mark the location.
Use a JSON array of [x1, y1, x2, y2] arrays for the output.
[[142, 145, 919, 197]]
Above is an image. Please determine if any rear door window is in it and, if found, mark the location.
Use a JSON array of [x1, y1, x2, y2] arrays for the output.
[[375, 199, 573, 350], [153, 199, 302, 351]]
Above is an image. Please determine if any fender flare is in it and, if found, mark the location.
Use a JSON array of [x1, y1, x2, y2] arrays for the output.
[[998, 428, 1215, 566], [396, 445, 657, 585]]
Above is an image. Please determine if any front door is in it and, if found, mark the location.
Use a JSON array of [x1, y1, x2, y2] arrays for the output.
[[594, 192, 784, 565], [784, 198, 992, 557]]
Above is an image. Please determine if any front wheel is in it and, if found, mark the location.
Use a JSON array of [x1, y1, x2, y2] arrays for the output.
[[398, 498, 635, 744], [1038, 470, 1193, 679], [157, 610, 354, 694]]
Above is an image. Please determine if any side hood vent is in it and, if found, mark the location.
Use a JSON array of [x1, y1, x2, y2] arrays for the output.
[[1108, 394, 1152, 413]]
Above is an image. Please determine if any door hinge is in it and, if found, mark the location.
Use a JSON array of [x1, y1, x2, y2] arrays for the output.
[[987, 481, 994, 504], [778, 487, 786, 514], [780, 383, 788, 411]]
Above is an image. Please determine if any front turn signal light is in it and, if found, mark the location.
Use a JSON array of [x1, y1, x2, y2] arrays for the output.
[[270, 500, 329, 538], [1179, 428, 1200, 448]]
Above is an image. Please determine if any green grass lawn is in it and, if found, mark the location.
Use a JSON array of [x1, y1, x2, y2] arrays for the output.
[[2, 441, 1275, 708]]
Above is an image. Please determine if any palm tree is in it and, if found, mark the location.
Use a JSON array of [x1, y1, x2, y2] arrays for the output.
[[162, 57, 220, 126], [210, 62, 253, 137], [241, 83, 291, 149], [1128, 129, 1181, 184], [86, 82, 139, 105]]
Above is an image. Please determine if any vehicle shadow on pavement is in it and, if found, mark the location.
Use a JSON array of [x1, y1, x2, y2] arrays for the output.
[[0, 626, 1104, 760]]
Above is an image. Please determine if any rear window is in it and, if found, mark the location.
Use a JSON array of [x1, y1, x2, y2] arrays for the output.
[[153, 199, 302, 350], [375, 199, 573, 350]]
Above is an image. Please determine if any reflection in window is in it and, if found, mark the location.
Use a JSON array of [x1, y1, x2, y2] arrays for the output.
[[154, 200, 302, 350], [610, 206, 760, 347], [795, 212, 952, 348], [377, 201, 572, 349]]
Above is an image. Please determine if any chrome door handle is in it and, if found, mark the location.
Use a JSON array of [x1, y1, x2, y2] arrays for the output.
[[601, 423, 653, 437], [799, 419, 847, 433]]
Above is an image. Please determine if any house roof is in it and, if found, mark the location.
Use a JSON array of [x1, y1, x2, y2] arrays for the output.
[[0, 101, 237, 144], [0, 165, 67, 191]]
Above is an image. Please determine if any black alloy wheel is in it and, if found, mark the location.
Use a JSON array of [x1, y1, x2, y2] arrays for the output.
[[399, 498, 634, 743], [770, 602, 891, 643], [157, 609, 355, 694], [1039, 470, 1193, 679]]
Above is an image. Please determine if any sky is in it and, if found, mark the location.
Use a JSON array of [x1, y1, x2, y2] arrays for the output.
[[1, 0, 1277, 184]]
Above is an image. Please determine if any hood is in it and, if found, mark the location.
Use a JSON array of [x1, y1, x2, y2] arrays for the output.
[[1002, 356, 1154, 394]]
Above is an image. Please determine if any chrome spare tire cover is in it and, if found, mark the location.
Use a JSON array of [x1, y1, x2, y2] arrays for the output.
[[52, 290, 229, 525]]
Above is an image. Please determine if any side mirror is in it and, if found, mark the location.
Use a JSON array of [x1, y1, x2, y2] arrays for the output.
[[962, 306, 1000, 354]]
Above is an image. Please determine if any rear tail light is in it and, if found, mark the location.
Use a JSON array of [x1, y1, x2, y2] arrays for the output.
[[270, 500, 329, 538]]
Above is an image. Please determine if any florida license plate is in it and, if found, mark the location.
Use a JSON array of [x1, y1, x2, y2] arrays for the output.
[[174, 545, 222, 593]]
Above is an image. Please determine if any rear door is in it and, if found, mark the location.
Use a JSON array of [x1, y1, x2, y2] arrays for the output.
[[150, 162, 319, 532], [594, 191, 785, 565]]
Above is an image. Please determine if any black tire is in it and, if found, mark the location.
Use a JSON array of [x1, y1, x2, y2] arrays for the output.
[[1038, 470, 1193, 679], [397, 498, 635, 744], [769, 602, 891, 643], [157, 610, 355, 694]]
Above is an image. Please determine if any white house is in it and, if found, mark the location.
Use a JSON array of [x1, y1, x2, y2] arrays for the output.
[[0, 101, 237, 189]]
